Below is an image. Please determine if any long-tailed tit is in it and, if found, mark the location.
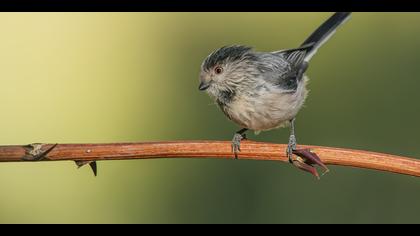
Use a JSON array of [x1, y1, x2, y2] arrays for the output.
[[198, 12, 352, 177]]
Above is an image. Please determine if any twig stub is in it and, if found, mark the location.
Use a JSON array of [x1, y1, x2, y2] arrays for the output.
[[21, 143, 58, 161]]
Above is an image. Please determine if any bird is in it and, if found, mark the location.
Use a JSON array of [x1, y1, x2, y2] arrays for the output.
[[198, 12, 352, 178]]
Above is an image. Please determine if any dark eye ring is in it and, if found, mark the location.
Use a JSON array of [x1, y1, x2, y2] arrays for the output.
[[214, 66, 223, 74]]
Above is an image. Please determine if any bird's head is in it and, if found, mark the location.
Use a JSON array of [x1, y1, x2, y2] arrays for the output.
[[198, 45, 258, 100]]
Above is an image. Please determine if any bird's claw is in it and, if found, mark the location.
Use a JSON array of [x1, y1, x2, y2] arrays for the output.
[[231, 133, 245, 159], [287, 134, 297, 163]]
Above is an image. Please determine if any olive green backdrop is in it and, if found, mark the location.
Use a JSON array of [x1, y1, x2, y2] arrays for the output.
[[0, 12, 419, 223]]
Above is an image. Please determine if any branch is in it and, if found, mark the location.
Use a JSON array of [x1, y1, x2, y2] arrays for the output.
[[1, 140, 420, 177]]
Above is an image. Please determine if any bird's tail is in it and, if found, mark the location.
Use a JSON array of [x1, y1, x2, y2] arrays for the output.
[[302, 12, 351, 62]]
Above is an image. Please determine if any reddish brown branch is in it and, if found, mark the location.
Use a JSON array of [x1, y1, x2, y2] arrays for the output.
[[1, 140, 420, 177]]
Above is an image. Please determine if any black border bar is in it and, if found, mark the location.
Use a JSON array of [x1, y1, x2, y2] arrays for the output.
[[0, 0, 415, 12]]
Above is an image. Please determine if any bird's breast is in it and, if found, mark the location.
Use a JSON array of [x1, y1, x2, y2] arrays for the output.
[[221, 78, 308, 131]]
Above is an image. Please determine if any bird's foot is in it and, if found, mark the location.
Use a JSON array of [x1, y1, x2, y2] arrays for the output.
[[287, 134, 297, 163], [286, 118, 327, 178], [231, 133, 246, 159]]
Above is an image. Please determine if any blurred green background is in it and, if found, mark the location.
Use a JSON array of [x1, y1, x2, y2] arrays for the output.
[[0, 12, 419, 223]]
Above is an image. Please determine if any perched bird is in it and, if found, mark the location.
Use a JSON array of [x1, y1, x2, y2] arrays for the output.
[[198, 12, 351, 177]]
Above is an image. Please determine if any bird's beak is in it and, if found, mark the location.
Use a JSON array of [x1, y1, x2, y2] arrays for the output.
[[198, 81, 210, 91]]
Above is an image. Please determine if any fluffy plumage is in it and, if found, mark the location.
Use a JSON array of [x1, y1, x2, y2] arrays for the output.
[[199, 12, 351, 133], [201, 48, 308, 132]]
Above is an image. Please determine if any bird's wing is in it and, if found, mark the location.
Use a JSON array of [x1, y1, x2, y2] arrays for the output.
[[258, 52, 308, 91], [272, 44, 314, 69]]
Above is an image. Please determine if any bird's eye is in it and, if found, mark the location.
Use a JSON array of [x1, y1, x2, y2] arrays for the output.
[[214, 66, 223, 74]]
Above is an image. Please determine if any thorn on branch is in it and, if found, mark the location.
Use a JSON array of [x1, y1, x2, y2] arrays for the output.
[[75, 161, 97, 176]]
